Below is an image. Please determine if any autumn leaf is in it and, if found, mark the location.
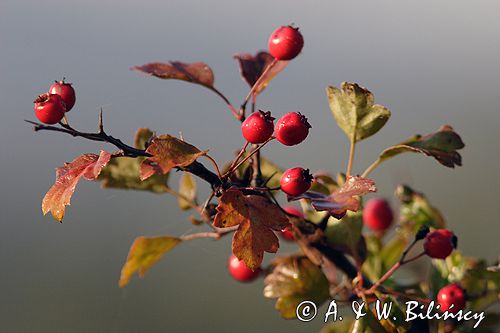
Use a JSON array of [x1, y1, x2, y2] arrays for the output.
[[99, 128, 170, 193], [178, 173, 197, 210], [140, 134, 207, 180], [376, 125, 465, 168], [132, 61, 215, 88], [234, 51, 288, 95], [119, 236, 181, 287], [291, 176, 377, 218], [213, 189, 288, 270], [327, 82, 391, 143], [42, 150, 112, 222], [263, 256, 330, 319]]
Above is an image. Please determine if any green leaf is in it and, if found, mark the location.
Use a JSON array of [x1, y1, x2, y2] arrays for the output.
[[98, 128, 170, 193], [119, 236, 181, 287], [376, 125, 464, 168], [327, 82, 391, 143], [263, 256, 330, 319], [380, 237, 408, 272], [320, 320, 354, 333], [395, 185, 446, 232], [325, 211, 363, 250], [178, 173, 197, 210]]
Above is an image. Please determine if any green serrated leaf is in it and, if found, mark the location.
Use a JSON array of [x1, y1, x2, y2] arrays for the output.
[[327, 82, 390, 143], [263, 256, 330, 319], [178, 173, 197, 210], [325, 211, 363, 250], [376, 125, 464, 168]]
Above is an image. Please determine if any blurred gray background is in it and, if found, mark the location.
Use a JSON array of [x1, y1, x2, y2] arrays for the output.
[[1, 0, 499, 332]]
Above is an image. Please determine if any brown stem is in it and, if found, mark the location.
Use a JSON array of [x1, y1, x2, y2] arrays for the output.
[[226, 141, 249, 176], [208, 86, 241, 121], [204, 155, 222, 180], [241, 59, 278, 110], [225, 137, 274, 177]]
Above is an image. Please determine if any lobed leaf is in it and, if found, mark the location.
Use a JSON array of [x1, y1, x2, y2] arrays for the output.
[[377, 125, 465, 168], [327, 82, 391, 143], [140, 134, 207, 180], [292, 176, 377, 218], [263, 256, 330, 319], [396, 184, 446, 230], [132, 61, 215, 88], [119, 236, 181, 287], [42, 150, 112, 222], [213, 189, 288, 270], [98, 128, 170, 193], [178, 173, 197, 210], [234, 51, 288, 95]]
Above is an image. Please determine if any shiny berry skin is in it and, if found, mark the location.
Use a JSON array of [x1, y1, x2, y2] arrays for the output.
[[275, 112, 311, 146], [49, 79, 76, 112], [33, 93, 66, 125], [280, 167, 313, 196], [280, 205, 304, 241], [363, 198, 394, 232], [437, 284, 466, 313], [241, 110, 275, 144], [268, 25, 304, 61], [228, 255, 260, 282], [424, 229, 457, 259]]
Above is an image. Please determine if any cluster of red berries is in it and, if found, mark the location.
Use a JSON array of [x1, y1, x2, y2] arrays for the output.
[[34, 79, 76, 124], [241, 111, 313, 198], [241, 110, 311, 146]]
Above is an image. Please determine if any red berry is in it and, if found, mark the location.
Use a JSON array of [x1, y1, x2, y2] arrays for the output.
[[363, 198, 394, 232], [275, 112, 311, 146], [280, 205, 304, 241], [33, 93, 66, 125], [228, 255, 260, 282], [424, 229, 457, 259], [437, 284, 466, 313], [49, 79, 76, 112], [268, 25, 304, 61], [280, 167, 313, 196], [241, 110, 275, 144]]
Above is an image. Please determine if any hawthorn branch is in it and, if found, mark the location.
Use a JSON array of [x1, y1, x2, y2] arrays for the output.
[[26, 120, 222, 188]]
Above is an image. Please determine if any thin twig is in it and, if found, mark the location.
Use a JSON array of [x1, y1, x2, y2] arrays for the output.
[[241, 58, 278, 110], [224, 137, 274, 177], [346, 140, 356, 177]]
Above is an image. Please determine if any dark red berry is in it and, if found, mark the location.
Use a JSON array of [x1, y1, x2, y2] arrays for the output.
[[228, 254, 260, 282], [437, 284, 466, 313], [241, 110, 275, 144], [424, 229, 457, 259], [275, 112, 311, 146], [268, 25, 304, 61], [363, 198, 394, 232], [49, 79, 76, 112], [280, 205, 304, 241], [33, 93, 66, 125], [280, 167, 313, 196]]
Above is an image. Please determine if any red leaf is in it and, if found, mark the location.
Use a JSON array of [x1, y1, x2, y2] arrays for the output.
[[292, 176, 377, 218], [234, 51, 288, 95], [42, 151, 112, 222], [139, 135, 207, 181], [132, 61, 215, 88], [213, 189, 289, 270]]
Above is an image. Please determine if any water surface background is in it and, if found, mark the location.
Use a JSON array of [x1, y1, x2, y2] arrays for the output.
[[1, 1, 499, 332]]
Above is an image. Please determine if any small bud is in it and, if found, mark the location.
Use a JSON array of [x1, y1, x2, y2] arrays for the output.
[[415, 225, 430, 241]]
